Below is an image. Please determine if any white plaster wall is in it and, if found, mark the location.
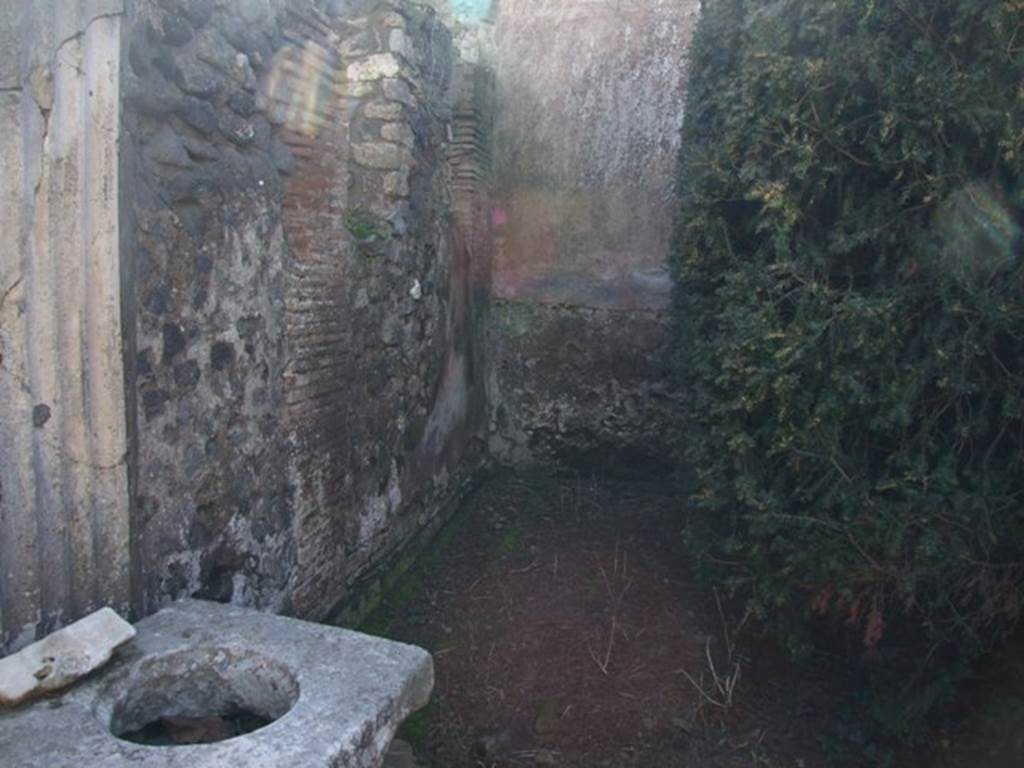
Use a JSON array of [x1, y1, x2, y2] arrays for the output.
[[0, 0, 129, 654], [493, 0, 701, 308]]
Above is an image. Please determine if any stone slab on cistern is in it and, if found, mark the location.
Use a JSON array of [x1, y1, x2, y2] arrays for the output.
[[0, 608, 136, 706]]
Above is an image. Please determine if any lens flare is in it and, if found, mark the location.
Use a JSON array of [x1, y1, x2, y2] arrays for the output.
[[263, 41, 342, 138], [933, 181, 1021, 281]]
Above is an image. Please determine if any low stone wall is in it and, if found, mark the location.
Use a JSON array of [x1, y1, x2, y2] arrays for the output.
[[488, 301, 679, 475]]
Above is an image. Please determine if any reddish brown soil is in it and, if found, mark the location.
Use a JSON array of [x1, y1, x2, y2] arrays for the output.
[[374, 472, 826, 767], [371, 470, 1024, 768]]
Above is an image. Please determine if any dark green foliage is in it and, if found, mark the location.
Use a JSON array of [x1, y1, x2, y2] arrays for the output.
[[672, 0, 1024, 742]]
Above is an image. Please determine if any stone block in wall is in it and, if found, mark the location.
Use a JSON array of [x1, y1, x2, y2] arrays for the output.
[[384, 171, 410, 198], [365, 100, 404, 120], [347, 52, 401, 81], [383, 77, 416, 105], [1, 0, 486, 650], [274, 0, 484, 622], [381, 122, 415, 147], [353, 141, 412, 169]]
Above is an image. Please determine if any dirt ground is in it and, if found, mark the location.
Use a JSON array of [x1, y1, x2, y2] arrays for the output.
[[364, 470, 1024, 768]]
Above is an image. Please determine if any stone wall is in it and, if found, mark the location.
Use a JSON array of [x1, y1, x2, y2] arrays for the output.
[[281, 1, 489, 620], [1, 0, 489, 654], [487, 0, 699, 469], [122, 0, 296, 616], [123, 0, 487, 623], [1, 0, 695, 653]]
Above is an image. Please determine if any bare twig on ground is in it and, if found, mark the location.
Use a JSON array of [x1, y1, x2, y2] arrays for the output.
[[508, 559, 539, 575], [677, 588, 747, 719], [589, 615, 619, 676], [587, 548, 633, 676], [498, 583, 512, 617], [676, 637, 741, 711]]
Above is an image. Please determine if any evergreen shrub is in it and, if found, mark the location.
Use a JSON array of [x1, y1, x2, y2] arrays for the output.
[[672, 0, 1024, 743]]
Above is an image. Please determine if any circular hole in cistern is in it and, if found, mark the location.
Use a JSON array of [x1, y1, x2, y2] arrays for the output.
[[109, 647, 299, 747]]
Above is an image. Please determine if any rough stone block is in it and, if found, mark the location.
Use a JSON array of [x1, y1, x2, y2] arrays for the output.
[[389, 29, 408, 57], [145, 125, 192, 168], [340, 29, 381, 58], [346, 80, 377, 98], [237, 0, 272, 24], [158, 13, 194, 46], [347, 53, 401, 81], [227, 89, 257, 116], [383, 77, 416, 106], [0, 608, 136, 707], [172, 0, 214, 29], [172, 51, 226, 97], [179, 96, 218, 133], [353, 142, 410, 170], [384, 170, 410, 198], [381, 122, 415, 148], [124, 70, 185, 117], [192, 27, 257, 90], [218, 110, 256, 145], [365, 101, 404, 121]]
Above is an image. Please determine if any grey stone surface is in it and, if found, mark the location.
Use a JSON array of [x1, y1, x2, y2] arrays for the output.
[[383, 77, 416, 105], [347, 52, 401, 80], [381, 122, 415, 147], [0, 0, 18, 88], [0, 600, 433, 768], [365, 101, 405, 120], [353, 140, 411, 169]]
